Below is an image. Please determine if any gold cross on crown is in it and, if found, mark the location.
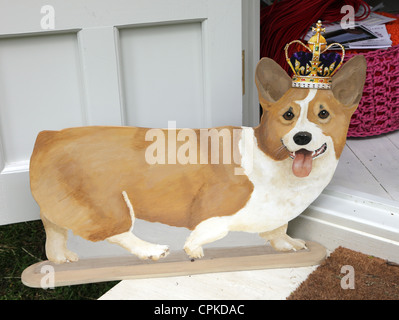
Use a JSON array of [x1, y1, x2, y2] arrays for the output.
[[312, 20, 325, 34]]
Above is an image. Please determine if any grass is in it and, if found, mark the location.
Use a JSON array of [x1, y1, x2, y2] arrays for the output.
[[0, 220, 118, 300]]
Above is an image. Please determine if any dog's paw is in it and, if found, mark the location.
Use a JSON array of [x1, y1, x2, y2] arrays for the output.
[[184, 245, 204, 259], [48, 249, 79, 264], [65, 250, 79, 262], [138, 244, 170, 261], [270, 236, 307, 252]]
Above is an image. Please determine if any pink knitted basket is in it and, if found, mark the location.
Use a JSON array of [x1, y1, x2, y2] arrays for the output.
[[345, 45, 399, 137]]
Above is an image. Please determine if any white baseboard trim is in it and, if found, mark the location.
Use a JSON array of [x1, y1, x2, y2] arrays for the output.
[[288, 186, 399, 264]]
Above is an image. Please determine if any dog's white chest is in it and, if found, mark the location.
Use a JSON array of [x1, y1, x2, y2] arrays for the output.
[[230, 127, 338, 233]]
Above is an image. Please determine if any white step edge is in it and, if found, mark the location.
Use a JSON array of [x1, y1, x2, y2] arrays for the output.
[[289, 185, 399, 264]]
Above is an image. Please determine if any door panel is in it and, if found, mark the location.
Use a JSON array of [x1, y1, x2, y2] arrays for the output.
[[119, 22, 204, 128], [78, 27, 123, 125], [0, 33, 84, 168]]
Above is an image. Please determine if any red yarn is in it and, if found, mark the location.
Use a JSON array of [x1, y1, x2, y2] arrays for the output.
[[260, 0, 371, 74]]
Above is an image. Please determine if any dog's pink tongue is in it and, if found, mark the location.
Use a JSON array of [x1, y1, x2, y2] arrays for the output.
[[292, 150, 313, 178]]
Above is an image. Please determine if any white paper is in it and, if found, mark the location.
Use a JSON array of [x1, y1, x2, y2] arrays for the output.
[[348, 24, 392, 49], [303, 16, 394, 50], [360, 12, 396, 26]]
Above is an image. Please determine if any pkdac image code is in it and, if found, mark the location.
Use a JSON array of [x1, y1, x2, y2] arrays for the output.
[[198, 304, 245, 315]]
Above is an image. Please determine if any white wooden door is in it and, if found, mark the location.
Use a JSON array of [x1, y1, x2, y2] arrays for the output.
[[0, 0, 251, 225]]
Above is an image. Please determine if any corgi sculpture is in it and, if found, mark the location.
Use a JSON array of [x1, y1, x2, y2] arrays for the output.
[[30, 21, 366, 263]]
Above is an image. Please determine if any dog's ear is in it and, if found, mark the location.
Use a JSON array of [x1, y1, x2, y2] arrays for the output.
[[332, 55, 367, 110], [255, 57, 292, 108]]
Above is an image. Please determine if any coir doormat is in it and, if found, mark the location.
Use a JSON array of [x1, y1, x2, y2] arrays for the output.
[[288, 247, 399, 300]]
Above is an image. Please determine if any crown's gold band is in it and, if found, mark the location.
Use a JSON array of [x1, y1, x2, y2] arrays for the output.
[[292, 76, 332, 89]]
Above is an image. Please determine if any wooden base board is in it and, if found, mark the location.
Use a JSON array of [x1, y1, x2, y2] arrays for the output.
[[21, 241, 326, 288]]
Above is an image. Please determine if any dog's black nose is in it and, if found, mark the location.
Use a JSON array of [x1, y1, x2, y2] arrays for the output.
[[293, 131, 312, 145]]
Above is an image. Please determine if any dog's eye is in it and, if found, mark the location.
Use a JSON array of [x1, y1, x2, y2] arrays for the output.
[[318, 110, 330, 119], [283, 111, 295, 121]]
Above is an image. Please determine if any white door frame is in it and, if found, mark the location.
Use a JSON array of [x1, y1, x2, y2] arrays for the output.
[[242, 0, 260, 127]]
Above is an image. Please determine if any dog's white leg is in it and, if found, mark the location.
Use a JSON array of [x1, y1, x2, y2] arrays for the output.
[[107, 232, 169, 261], [184, 217, 230, 259], [106, 191, 169, 260], [41, 213, 79, 264], [259, 224, 307, 251]]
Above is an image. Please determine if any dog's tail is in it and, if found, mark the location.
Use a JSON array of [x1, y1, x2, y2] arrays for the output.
[[122, 191, 135, 232]]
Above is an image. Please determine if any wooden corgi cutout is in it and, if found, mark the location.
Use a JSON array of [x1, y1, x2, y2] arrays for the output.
[[30, 56, 366, 263]]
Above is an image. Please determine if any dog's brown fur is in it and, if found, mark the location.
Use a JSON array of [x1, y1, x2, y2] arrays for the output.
[[30, 126, 254, 241]]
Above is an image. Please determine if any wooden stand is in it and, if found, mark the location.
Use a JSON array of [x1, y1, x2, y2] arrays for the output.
[[21, 241, 326, 288]]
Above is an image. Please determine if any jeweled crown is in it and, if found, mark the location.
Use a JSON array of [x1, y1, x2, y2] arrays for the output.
[[284, 20, 345, 89]]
